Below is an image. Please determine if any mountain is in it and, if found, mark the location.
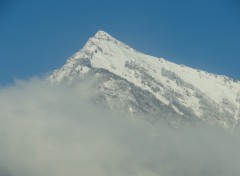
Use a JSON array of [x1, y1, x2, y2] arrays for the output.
[[48, 31, 240, 128]]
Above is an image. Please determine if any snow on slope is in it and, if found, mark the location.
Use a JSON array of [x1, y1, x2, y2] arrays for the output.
[[49, 31, 240, 128]]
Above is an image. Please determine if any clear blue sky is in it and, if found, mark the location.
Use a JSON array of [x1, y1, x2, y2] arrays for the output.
[[1, 0, 239, 85]]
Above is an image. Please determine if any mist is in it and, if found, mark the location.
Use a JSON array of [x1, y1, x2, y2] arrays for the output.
[[0, 78, 240, 176]]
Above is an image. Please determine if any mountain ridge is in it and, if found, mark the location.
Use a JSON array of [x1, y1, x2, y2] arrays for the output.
[[49, 31, 240, 128]]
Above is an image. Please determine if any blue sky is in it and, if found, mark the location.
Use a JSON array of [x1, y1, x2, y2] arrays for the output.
[[0, 0, 239, 85]]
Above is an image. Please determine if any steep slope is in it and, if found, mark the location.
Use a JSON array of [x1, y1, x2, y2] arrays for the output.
[[49, 31, 240, 128]]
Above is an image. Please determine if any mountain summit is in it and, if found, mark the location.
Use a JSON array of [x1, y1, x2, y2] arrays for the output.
[[49, 31, 240, 128], [94, 30, 113, 39]]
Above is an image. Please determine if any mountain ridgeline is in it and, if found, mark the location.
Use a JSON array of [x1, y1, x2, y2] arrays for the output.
[[48, 31, 240, 128]]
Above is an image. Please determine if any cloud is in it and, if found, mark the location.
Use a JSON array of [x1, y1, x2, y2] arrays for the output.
[[0, 78, 240, 176]]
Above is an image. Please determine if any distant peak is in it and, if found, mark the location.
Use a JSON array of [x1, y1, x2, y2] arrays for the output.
[[94, 30, 113, 40]]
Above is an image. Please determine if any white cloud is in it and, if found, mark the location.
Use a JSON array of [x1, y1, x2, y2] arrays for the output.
[[0, 78, 240, 176]]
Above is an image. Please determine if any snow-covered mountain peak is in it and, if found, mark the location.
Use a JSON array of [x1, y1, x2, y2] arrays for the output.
[[84, 30, 136, 52], [49, 31, 240, 128], [94, 30, 112, 40]]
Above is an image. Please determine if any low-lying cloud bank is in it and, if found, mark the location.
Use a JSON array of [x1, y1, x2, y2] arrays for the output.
[[0, 78, 240, 176]]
